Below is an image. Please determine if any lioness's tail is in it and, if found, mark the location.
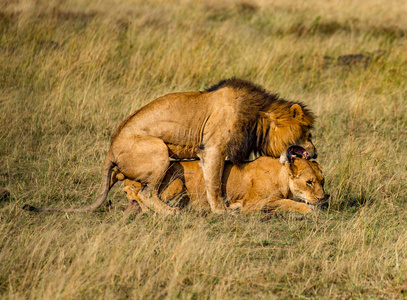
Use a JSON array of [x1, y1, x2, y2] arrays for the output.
[[23, 150, 116, 213]]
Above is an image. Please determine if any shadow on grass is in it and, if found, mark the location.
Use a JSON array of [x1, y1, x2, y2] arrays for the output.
[[320, 193, 374, 213], [0, 188, 11, 208]]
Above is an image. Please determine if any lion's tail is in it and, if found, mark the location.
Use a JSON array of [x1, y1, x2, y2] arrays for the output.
[[23, 150, 116, 213]]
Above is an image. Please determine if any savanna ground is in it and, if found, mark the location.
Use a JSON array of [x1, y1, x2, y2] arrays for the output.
[[1, 0, 407, 298]]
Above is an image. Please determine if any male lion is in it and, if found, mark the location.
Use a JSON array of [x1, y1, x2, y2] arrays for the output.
[[23, 78, 316, 214], [122, 155, 326, 214]]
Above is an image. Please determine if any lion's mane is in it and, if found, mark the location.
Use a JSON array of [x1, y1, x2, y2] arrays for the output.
[[206, 78, 315, 164]]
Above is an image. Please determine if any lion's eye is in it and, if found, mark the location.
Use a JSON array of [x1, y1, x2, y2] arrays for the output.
[[306, 180, 314, 186]]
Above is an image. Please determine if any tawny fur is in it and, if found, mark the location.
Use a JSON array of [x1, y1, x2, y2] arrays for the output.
[[122, 157, 326, 214], [23, 78, 316, 214], [206, 79, 315, 161]]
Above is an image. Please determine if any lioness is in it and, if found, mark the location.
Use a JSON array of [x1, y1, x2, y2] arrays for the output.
[[24, 78, 316, 214], [121, 156, 326, 214]]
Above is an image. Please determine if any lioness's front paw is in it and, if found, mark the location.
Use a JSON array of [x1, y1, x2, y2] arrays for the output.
[[301, 203, 314, 213], [308, 204, 316, 211]]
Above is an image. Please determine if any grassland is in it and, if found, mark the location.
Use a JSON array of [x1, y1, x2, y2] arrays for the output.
[[1, 0, 407, 298]]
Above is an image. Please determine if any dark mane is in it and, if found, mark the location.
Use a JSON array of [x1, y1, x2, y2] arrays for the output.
[[206, 78, 314, 164], [205, 78, 280, 113], [206, 78, 268, 94]]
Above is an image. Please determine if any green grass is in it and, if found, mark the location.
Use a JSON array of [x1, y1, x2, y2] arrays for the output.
[[1, 0, 407, 298]]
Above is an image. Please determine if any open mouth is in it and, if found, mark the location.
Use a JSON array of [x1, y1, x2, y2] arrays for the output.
[[287, 146, 309, 161]]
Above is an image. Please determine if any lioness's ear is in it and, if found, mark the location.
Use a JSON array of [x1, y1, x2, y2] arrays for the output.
[[291, 104, 304, 120], [312, 161, 323, 172]]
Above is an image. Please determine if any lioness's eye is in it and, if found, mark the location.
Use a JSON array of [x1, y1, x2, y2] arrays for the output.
[[306, 181, 313, 186]]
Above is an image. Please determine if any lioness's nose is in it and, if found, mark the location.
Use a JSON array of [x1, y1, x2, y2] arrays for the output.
[[313, 152, 318, 159]]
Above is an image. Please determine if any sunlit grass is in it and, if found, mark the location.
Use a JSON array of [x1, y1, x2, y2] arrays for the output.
[[1, 0, 406, 298]]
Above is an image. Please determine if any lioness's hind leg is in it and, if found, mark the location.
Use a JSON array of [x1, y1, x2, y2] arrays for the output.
[[138, 184, 179, 215], [123, 180, 150, 214]]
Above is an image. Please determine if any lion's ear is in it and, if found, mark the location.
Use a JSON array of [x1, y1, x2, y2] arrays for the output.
[[291, 104, 304, 120]]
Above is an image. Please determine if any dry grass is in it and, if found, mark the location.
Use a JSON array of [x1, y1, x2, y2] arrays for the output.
[[1, 0, 407, 298]]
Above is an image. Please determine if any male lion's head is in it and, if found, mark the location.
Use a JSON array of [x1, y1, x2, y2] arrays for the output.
[[258, 102, 317, 163], [212, 78, 317, 165], [285, 158, 326, 209]]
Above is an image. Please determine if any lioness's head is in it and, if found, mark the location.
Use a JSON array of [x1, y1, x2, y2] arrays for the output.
[[259, 103, 317, 163], [284, 158, 326, 208]]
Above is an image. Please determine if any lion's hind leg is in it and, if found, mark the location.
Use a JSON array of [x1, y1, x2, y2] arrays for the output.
[[114, 134, 178, 215]]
